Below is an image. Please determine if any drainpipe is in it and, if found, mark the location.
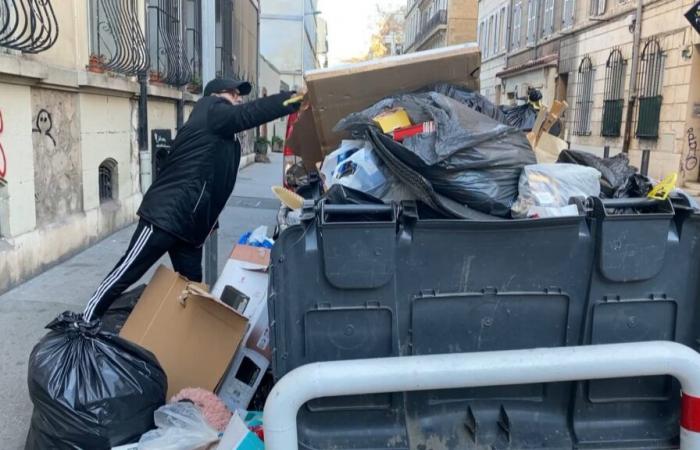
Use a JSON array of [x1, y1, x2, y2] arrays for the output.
[[202, 0, 217, 286], [622, 0, 644, 153], [264, 341, 700, 450], [138, 72, 151, 193]]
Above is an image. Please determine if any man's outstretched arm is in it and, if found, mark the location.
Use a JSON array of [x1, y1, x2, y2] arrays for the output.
[[208, 91, 301, 138]]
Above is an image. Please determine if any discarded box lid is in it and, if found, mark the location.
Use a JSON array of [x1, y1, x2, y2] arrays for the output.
[[373, 108, 412, 133], [288, 43, 481, 170], [120, 265, 248, 398]]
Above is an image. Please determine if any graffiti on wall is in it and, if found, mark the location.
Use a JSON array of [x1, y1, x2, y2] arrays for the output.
[[31, 89, 82, 226], [0, 110, 6, 185], [685, 127, 698, 173], [32, 109, 56, 146]]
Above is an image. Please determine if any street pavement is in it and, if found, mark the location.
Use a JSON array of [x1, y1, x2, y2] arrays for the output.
[[0, 153, 283, 449]]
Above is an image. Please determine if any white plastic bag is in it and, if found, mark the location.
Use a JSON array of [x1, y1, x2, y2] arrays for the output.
[[512, 163, 601, 218], [321, 140, 415, 202], [138, 403, 219, 450]]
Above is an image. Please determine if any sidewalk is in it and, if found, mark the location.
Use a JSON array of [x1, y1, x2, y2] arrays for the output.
[[0, 153, 283, 449]]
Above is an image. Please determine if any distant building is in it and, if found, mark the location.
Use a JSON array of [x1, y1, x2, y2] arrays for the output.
[[258, 55, 288, 139], [260, 0, 323, 88], [404, 0, 479, 52], [317, 17, 329, 67], [478, 0, 700, 188]]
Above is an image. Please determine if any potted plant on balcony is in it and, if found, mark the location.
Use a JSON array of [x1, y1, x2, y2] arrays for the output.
[[87, 54, 106, 74], [271, 135, 284, 153], [254, 136, 271, 163], [149, 71, 164, 84], [187, 76, 203, 94]]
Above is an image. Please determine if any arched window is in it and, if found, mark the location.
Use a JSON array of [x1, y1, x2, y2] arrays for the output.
[[637, 38, 665, 139], [573, 56, 595, 136], [601, 48, 626, 137], [98, 158, 118, 203]]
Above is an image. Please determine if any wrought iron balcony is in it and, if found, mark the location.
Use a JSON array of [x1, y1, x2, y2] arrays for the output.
[[0, 0, 59, 53]]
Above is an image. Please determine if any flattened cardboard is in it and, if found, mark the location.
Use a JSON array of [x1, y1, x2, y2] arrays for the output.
[[230, 244, 271, 269], [289, 43, 481, 167], [120, 265, 248, 398]]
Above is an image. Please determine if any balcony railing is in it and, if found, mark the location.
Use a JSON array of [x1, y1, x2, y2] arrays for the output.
[[409, 9, 447, 50], [0, 0, 59, 53]]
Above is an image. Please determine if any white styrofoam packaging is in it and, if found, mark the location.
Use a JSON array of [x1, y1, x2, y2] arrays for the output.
[[213, 244, 272, 412]]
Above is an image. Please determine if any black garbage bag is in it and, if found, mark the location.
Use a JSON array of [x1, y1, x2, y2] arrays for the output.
[[324, 183, 385, 206], [101, 285, 146, 334], [500, 103, 538, 131], [500, 89, 562, 135], [423, 83, 508, 124], [557, 150, 640, 197], [26, 312, 167, 450], [336, 92, 536, 217]]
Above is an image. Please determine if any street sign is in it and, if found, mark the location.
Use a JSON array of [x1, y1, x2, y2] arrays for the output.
[[151, 129, 172, 181], [687, 1, 700, 34]]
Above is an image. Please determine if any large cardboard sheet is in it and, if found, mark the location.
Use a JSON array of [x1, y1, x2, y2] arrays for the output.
[[290, 43, 481, 169]]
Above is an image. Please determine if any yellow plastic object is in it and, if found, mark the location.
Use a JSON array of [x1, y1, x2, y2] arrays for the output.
[[283, 95, 305, 107], [373, 108, 412, 133], [272, 186, 304, 210], [647, 173, 678, 200]]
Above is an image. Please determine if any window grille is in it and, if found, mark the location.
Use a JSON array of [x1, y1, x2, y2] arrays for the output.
[[573, 56, 594, 136], [0, 0, 58, 52], [89, 0, 149, 75], [601, 48, 626, 137], [636, 38, 664, 139]]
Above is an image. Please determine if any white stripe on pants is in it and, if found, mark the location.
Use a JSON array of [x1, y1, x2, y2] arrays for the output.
[[83, 225, 153, 321]]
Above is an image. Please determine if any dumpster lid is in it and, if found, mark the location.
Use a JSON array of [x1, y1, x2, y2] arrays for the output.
[[289, 43, 481, 170]]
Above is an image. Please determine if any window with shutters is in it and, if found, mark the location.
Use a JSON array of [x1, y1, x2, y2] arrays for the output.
[[488, 15, 495, 57], [543, 0, 554, 36], [500, 6, 507, 51], [636, 39, 665, 139], [563, 0, 575, 28], [601, 48, 626, 137], [512, 0, 522, 49], [492, 14, 498, 55], [573, 56, 595, 136], [590, 0, 606, 16], [527, 0, 537, 44]]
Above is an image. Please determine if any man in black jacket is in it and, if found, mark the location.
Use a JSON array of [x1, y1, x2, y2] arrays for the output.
[[84, 78, 301, 321]]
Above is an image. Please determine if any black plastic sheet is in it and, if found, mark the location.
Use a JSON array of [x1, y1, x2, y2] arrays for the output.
[[336, 92, 536, 217]]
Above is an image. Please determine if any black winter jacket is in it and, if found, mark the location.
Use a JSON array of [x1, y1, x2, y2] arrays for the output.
[[138, 92, 298, 245]]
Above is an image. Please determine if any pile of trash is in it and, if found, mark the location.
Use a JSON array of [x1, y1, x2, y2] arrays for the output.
[[289, 83, 673, 221], [25, 229, 276, 450]]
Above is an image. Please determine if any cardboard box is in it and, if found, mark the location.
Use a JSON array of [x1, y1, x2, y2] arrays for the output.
[[212, 245, 272, 411], [288, 43, 481, 169], [120, 265, 248, 398]]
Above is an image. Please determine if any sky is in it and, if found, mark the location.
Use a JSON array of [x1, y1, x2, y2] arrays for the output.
[[317, 0, 405, 66]]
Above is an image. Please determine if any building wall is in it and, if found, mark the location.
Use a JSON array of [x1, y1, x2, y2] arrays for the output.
[[560, 0, 698, 180], [405, 0, 478, 53], [259, 56, 287, 139], [0, 0, 198, 294], [448, 0, 478, 44], [479, 0, 700, 184], [260, 0, 320, 88], [478, 0, 510, 103]]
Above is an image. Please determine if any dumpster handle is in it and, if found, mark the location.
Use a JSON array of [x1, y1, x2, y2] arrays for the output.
[[263, 341, 700, 450]]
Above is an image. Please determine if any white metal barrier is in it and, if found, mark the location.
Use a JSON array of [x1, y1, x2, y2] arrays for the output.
[[264, 341, 700, 450]]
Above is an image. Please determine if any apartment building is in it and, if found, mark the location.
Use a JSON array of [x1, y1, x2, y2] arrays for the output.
[[405, 0, 479, 52], [260, 0, 322, 88], [478, 0, 700, 187], [0, 0, 260, 293]]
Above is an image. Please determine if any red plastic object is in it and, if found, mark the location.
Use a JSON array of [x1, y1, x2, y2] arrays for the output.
[[682, 393, 700, 432], [390, 121, 436, 142]]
